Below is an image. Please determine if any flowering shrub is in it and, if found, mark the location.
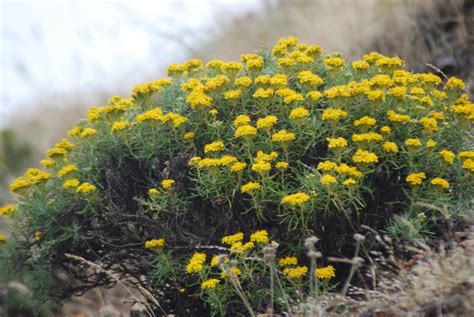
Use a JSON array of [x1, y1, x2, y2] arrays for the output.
[[0, 36, 473, 315]]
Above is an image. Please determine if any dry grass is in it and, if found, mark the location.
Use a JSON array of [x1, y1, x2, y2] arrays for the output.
[[293, 220, 474, 316]]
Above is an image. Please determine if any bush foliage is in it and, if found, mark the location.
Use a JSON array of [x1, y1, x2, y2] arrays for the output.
[[1, 36, 473, 315]]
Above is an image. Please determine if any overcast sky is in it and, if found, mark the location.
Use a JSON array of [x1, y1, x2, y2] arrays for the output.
[[0, 0, 264, 125]]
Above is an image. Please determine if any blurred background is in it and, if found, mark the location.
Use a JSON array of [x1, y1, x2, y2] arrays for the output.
[[0, 0, 472, 315]]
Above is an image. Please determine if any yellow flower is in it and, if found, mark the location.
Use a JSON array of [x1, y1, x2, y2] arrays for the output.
[[186, 90, 212, 110], [255, 151, 279, 162], [383, 141, 399, 153], [222, 61, 243, 74], [80, 127, 98, 139], [204, 141, 225, 153], [445, 77, 465, 90], [246, 56, 265, 70], [405, 138, 422, 148], [320, 174, 337, 185], [161, 179, 175, 189], [307, 91, 323, 101], [343, 178, 357, 186], [253, 88, 274, 100], [222, 232, 244, 245], [387, 110, 410, 123], [420, 117, 438, 133], [283, 266, 308, 279], [254, 75, 272, 86], [281, 192, 311, 206], [289, 107, 310, 121], [426, 139, 437, 148], [462, 159, 474, 173], [76, 182, 97, 194], [298, 71, 324, 86], [406, 172, 426, 186], [315, 265, 336, 279], [275, 161, 289, 170], [234, 125, 257, 138], [250, 230, 269, 244], [284, 93, 304, 105], [63, 178, 80, 190], [183, 59, 203, 71], [278, 256, 298, 267], [459, 151, 474, 160], [440, 150, 455, 165], [205, 59, 224, 69], [145, 238, 165, 249], [224, 89, 242, 100], [186, 252, 206, 274], [0, 235, 7, 243], [430, 178, 449, 189], [354, 116, 376, 127], [317, 161, 338, 172], [34, 230, 42, 241], [111, 121, 130, 133], [270, 74, 288, 87], [380, 126, 391, 135], [167, 63, 186, 77], [234, 76, 253, 87], [57, 164, 77, 177], [322, 108, 348, 122], [87, 107, 101, 121], [40, 160, 55, 168], [256, 115, 278, 130], [183, 132, 195, 140], [240, 181, 262, 194], [0, 204, 16, 216], [352, 132, 384, 143], [148, 188, 159, 195], [365, 89, 385, 102], [252, 161, 271, 174], [390, 86, 407, 99], [324, 57, 345, 71], [230, 241, 254, 253], [350, 59, 369, 70], [230, 162, 247, 173], [233, 115, 251, 127], [272, 130, 296, 144], [352, 149, 379, 164]]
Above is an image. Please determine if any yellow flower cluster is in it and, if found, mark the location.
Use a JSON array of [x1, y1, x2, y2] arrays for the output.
[[58, 164, 77, 177], [76, 182, 97, 194], [406, 172, 426, 186], [249, 230, 269, 244], [283, 265, 308, 279], [0, 204, 16, 216], [222, 232, 244, 245], [322, 108, 348, 121], [201, 278, 220, 289], [240, 181, 262, 194], [63, 178, 80, 190], [315, 265, 336, 279], [10, 168, 52, 193], [161, 179, 175, 189], [144, 238, 165, 249], [234, 125, 257, 138], [431, 177, 449, 189], [278, 256, 298, 267], [352, 149, 379, 164], [204, 141, 225, 153], [352, 132, 383, 143], [272, 129, 296, 144], [326, 137, 347, 149], [186, 252, 206, 273], [281, 192, 311, 207]]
